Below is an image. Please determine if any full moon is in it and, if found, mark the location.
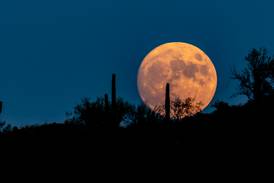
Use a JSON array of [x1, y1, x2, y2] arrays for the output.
[[137, 42, 217, 116]]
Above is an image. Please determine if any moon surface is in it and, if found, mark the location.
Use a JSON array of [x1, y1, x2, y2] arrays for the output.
[[137, 42, 217, 116]]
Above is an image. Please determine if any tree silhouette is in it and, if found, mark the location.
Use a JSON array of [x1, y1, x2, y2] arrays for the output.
[[232, 48, 274, 103], [171, 97, 202, 120], [72, 97, 105, 128], [127, 104, 163, 128], [154, 97, 202, 120], [68, 96, 135, 129]]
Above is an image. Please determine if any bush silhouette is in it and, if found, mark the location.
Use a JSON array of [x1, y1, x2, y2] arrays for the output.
[[154, 97, 202, 121], [68, 96, 135, 129]]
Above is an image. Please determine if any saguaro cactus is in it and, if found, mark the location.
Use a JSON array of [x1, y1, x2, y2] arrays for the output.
[[111, 74, 117, 109], [165, 83, 170, 121]]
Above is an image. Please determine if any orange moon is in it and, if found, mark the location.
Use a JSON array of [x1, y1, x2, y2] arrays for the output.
[[137, 42, 217, 115]]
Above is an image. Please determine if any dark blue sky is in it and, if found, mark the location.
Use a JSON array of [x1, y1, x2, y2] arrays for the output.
[[1, 0, 274, 126]]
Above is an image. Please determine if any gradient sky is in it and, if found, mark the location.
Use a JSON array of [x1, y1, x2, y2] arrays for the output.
[[1, 0, 274, 126]]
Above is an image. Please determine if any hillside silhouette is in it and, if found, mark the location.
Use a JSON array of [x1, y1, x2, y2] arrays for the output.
[[0, 48, 274, 154]]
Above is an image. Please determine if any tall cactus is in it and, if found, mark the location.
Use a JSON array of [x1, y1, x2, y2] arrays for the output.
[[111, 73, 117, 109], [165, 83, 170, 121]]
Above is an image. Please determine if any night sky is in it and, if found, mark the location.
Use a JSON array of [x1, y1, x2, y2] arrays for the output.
[[1, 0, 274, 126]]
